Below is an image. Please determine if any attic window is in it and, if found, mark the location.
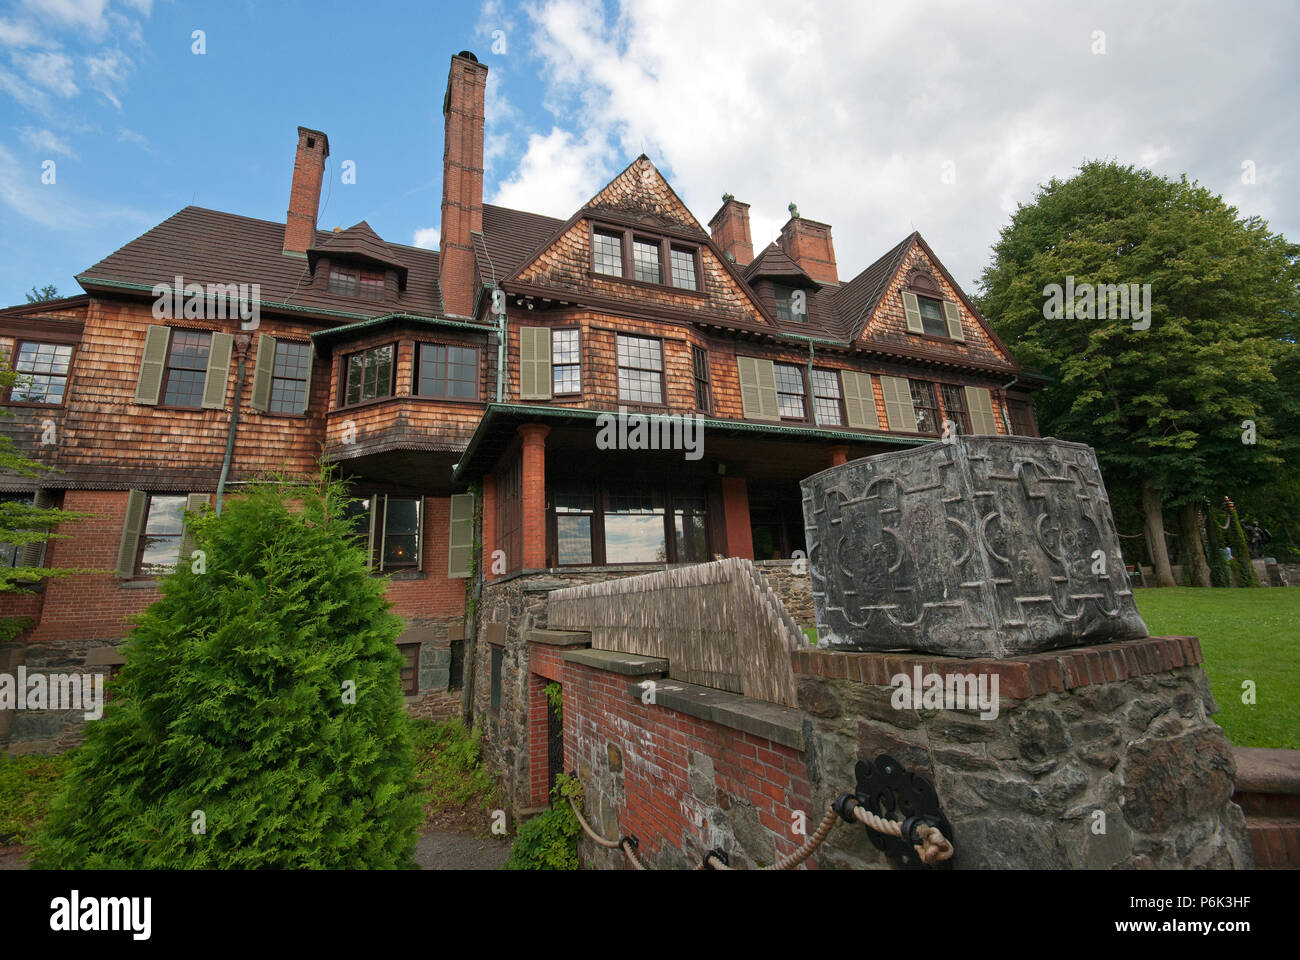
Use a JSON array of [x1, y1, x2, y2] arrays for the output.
[[774, 284, 804, 323], [916, 296, 949, 338], [593, 230, 623, 277], [591, 223, 702, 293], [329, 266, 385, 301]]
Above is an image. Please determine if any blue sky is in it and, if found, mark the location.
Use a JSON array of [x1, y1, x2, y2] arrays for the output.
[[2, 0, 1297, 307]]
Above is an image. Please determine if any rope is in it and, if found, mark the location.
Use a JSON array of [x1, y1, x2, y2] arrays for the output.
[[570, 793, 952, 870]]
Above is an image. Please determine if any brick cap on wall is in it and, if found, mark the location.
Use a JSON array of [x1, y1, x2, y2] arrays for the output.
[[790, 635, 1203, 700], [621, 677, 805, 750]]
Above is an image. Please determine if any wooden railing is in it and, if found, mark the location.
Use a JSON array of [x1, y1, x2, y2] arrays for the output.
[[546, 557, 807, 707]]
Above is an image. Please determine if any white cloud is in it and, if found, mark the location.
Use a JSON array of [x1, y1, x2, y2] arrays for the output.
[[413, 227, 440, 249], [20, 0, 110, 35], [17, 51, 78, 97], [18, 126, 77, 157], [116, 127, 147, 148], [0, 140, 153, 229], [84, 48, 131, 108], [490, 127, 615, 217], [490, 0, 1300, 291], [0, 18, 54, 48]]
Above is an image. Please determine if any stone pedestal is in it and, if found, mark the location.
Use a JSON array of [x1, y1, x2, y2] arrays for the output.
[[800, 436, 1147, 657], [792, 636, 1254, 869]]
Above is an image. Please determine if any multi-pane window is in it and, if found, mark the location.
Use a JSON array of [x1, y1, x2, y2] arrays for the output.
[[616, 335, 663, 404], [160, 330, 211, 407], [136, 494, 187, 575], [670, 247, 698, 291], [329, 266, 385, 301], [417, 343, 478, 399], [269, 340, 311, 414], [774, 284, 804, 323], [379, 498, 420, 569], [343, 344, 395, 405], [810, 369, 843, 426], [691, 345, 711, 413], [672, 494, 708, 564], [632, 239, 661, 284], [553, 483, 595, 565], [9, 342, 72, 404], [939, 383, 972, 434], [592, 230, 623, 277], [909, 380, 941, 434], [917, 296, 949, 337], [549, 484, 707, 567], [774, 363, 806, 419], [552, 329, 580, 395], [604, 487, 667, 564]]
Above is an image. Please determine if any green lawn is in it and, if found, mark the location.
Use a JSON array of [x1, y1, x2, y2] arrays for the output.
[[1133, 587, 1300, 749]]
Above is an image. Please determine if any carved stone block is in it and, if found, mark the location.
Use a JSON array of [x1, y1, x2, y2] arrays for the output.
[[800, 436, 1148, 658]]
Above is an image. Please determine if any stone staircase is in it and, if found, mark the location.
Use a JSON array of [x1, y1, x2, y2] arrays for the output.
[[1232, 747, 1300, 868]]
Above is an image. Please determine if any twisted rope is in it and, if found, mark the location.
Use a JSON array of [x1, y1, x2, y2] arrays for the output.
[[570, 794, 952, 870]]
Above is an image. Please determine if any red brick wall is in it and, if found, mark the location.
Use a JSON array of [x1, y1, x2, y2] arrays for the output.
[[556, 652, 815, 868]]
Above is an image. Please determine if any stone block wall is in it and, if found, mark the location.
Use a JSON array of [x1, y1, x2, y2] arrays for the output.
[[793, 637, 1254, 869]]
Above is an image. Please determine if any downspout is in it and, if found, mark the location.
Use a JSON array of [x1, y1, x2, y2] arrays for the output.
[[496, 288, 506, 402], [215, 334, 252, 515], [806, 340, 816, 422]]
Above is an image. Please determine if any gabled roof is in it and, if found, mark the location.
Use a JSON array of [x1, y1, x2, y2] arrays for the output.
[[307, 220, 409, 287], [832, 233, 915, 339], [77, 206, 443, 321], [744, 243, 813, 284], [473, 204, 565, 287]]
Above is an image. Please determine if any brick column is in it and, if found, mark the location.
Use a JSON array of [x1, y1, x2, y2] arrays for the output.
[[518, 424, 550, 570], [720, 477, 753, 560], [828, 445, 849, 467], [481, 473, 497, 581]]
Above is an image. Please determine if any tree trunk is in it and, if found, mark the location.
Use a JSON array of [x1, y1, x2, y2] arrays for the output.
[[1141, 476, 1177, 587], [1178, 501, 1211, 587]]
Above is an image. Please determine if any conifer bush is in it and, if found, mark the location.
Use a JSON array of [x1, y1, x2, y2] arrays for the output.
[[1226, 504, 1260, 587], [34, 472, 423, 868]]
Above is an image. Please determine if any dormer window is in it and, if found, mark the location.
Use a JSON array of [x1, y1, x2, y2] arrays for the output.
[[916, 296, 948, 338], [590, 223, 702, 292], [774, 284, 804, 323], [329, 265, 385, 301]]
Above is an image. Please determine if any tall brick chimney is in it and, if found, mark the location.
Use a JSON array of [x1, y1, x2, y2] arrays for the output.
[[708, 195, 754, 267], [439, 51, 488, 318], [284, 126, 329, 256], [778, 213, 838, 284]]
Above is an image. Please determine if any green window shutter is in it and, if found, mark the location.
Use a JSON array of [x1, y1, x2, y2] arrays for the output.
[[134, 325, 171, 405], [250, 334, 277, 411], [943, 300, 965, 341], [519, 326, 552, 400], [841, 371, 879, 430], [737, 356, 780, 421], [965, 386, 999, 435], [201, 332, 234, 409], [901, 291, 924, 334], [880, 376, 917, 432], [178, 493, 210, 563], [448, 493, 475, 579], [115, 490, 148, 578], [18, 489, 53, 569], [366, 495, 378, 570]]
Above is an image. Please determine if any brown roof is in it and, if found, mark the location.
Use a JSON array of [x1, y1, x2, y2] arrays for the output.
[[307, 220, 409, 287], [744, 243, 812, 284], [78, 206, 443, 322], [474, 203, 565, 288]]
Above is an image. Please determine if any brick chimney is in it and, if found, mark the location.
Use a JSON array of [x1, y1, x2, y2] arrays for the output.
[[439, 51, 488, 318], [708, 195, 754, 267], [778, 213, 838, 284], [284, 126, 329, 256]]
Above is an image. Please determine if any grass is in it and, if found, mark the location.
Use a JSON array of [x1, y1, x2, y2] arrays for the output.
[[0, 751, 72, 846], [1133, 587, 1300, 749], [410, 717, 501, 836]]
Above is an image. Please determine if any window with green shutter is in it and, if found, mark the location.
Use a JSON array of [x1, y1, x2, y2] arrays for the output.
[[448, 493, 475, 578], [736, 356, 780, 421], [879, 375, 918, 432], [251, 335, 313, 414], [519, 327, 552, 401], [964, 386, 1000, 435], [840, 371, 879, 430]]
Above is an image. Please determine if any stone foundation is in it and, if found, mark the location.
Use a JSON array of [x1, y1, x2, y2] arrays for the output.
[[793, 636, 1253, 869]]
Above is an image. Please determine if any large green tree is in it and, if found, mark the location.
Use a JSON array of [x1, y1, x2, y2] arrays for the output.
[[34, 471, 423, 868], [976, 160, 1300, 586]]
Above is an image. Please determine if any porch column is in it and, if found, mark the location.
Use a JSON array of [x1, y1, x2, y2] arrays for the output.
[[828, 445, 849, 467], [481, 473, 498, 581], [518, 424, 550, 570], [721, 476, 754, 560]]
